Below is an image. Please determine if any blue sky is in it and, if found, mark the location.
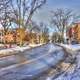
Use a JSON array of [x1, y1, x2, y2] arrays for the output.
[[33, 0, 80, 23], [48, 0, 80, 9], [1, 0, 79, 33], [11, 0, 80, 25], [32, 0, 80, 33]]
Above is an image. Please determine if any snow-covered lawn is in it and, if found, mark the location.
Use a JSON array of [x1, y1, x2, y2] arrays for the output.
[[0, 46, 30, 57], [59, 43, 80, 51]]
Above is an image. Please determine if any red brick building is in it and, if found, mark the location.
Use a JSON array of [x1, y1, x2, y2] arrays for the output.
[[67, 22, 80, 43]]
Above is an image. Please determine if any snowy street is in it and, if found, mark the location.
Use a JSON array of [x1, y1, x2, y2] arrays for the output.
[[0, 43, 80, 80], [0, 43, 65, 80], [0, 0, 80, 80]]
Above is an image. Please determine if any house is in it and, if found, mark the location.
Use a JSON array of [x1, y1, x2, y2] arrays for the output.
[[74, 23, 80, 42], [67, 22, 80, 43]]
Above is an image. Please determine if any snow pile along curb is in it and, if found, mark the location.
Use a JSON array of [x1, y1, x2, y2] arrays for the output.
[[0, 46, 30, 58], [0, 43, 45, 58], [56, 43, 80, 51]]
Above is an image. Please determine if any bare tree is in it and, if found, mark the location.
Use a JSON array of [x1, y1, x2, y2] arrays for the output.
[[0, 0, 12, 33], [0, 0, 46, 45], [0, 0, 14, 44], [9, 0, 46, 29], [39, 22, 49, 43], [0, 0, 10, 11], [51, 9, 74, 43]]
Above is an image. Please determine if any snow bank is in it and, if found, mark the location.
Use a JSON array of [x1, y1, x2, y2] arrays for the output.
[[59, 43, 80, 51], [0, 44, 44, 57], [0, 44, 4, 47], [0, 46, 30, 57], [29, 43, 44, 47]]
